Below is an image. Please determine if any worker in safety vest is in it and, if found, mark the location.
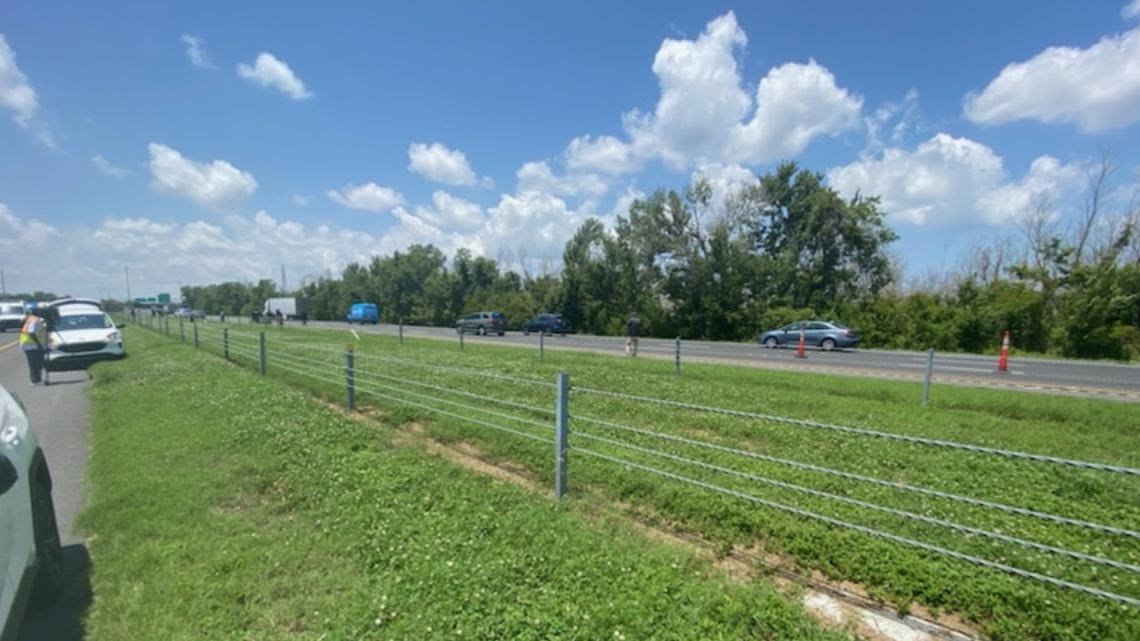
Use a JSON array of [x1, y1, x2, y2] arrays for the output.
[[19, 311, 47, 385]]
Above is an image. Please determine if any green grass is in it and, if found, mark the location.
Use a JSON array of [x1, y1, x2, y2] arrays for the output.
[[78, 327, 849, 641], [158, 320, 1140, 641]]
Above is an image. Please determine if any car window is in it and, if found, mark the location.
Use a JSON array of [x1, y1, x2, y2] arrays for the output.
[[808, 322, 829, 330], [0, 304, 24, 315], [58, 313, 113, 330], [491, 312, 504, 319], [466, 313, 479, 320], [782, 322, 800, 331]]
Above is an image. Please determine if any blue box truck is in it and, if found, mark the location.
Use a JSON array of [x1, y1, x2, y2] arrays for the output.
[[346, 302, 379, 324]]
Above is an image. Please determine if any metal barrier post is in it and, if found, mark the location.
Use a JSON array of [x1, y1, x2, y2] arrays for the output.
[[164, 316, 170, 336], [193, 323, 199, 349], [675, 336, 681, 377], [345, 345, 356, 411], [399, 320, 404, 345], [540, 332, 544, 361], [554, 372, 570, 499], [179, 317, 185, 342], [223, 328, 229, 360], [259, 331, 266, 376], [459, 330, 464, 351], [922, 348, 934, 406]]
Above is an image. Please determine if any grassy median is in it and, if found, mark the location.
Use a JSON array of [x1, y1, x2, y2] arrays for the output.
[[168, 321, 1140, 641], [78, 328, 847, 641]]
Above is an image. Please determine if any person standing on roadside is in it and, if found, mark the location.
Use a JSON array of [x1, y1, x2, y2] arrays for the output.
[[626, 312, 641, 357], [19, 310, 46, 385]]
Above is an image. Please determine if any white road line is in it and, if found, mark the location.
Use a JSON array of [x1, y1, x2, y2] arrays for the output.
[[900, 363, 1023, 375]]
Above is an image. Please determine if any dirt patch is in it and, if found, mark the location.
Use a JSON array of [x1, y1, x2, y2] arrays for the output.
[[422, 439, 544, 494]]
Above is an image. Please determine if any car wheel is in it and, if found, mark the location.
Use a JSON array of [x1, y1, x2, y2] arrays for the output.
[[764, 337, 778, 349], [821, 338, 836, 352], [477, 326, 486, 336], [498, 331, 505, 337], [30, 474, 63, 607], [522, 329, 529, 336]]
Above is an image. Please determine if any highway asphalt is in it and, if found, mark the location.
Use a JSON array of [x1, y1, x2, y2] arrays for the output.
[[280, 320, 1139, 401], [1, 339, 92, 641]]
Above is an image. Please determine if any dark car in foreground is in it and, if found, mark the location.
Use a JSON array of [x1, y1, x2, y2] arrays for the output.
[[456, 311, 507, 336], [759, 320, 860, 351], [520, 313, 569, 336]]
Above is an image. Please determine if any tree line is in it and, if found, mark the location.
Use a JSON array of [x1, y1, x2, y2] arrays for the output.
[[180, 161, 1140, 361]]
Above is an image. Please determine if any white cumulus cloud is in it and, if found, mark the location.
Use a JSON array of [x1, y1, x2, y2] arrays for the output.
[[0, 34, 38, 126], [566, 135, 641, 175], [1124, 0, 1140, 20], [148, 142, 258, 211], [0, 202, 57, 254], [91, 154, 132, 178], [407, 142, 488, 186], [181, 34, 213, 69], [237, 52, 312, 100], [625, 12, 861, 169], [413, 191, 485, 232], [963, 27, 1140, 132], [827, 133, 1085, 226], [516, 161, 608, 198], [327, 182, 405, 213], [549, 12, 861, 182]]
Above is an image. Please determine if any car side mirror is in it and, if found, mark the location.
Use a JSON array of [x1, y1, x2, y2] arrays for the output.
[[0, 453, 17, 496]]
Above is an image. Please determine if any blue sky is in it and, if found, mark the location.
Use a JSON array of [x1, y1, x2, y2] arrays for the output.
[[3, 1, 1140, 298]]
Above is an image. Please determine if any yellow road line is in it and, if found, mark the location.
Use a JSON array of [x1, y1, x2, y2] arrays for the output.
[[0, 341, 18, 352]]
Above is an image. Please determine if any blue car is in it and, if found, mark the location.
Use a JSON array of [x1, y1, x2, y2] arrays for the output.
[[346, 302, 379, 325], [759, 320, 860, 351], [520, 313, 570, 336]]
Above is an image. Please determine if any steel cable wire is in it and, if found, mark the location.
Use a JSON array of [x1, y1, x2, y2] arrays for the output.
[[353, 378, 553, 432], [570, 413, 1140, 539], [572, 430, 1140, 574], [573, 446, 1140, 608], [355, 386, 551, 444], [571, 386, 1140, 475]]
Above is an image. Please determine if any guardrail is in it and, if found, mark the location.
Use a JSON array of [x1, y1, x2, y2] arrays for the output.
[[135, 318, 1140, 609]]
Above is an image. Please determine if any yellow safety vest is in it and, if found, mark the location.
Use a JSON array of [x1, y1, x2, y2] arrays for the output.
[[19, 316, 41, 348]]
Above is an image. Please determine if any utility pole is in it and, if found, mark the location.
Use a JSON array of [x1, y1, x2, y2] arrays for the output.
[[280, 264, 287, 293], [124, 266, 132, 301], [1, 269, 6, 295]]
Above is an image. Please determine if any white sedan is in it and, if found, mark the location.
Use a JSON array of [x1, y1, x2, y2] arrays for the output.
[[45, 303, 125, 370]]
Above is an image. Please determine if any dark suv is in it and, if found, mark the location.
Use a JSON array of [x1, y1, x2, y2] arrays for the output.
[[456, 311, 507, 336], [520, 313, 570, 336]]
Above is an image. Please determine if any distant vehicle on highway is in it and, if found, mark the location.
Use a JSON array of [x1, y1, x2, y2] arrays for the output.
[[759, 320, 859, 351], [43, 298, 126, 370], [0, 301, 25, 332], [172, 307, 205, 320], [456, 311, 506, 336], [520, 313, 569, 336], [263, 297, 309, 320], [346, 302, 379, 325], [0, 384, 63, 640]]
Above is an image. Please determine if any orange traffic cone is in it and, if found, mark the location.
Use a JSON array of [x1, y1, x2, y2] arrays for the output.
[[997, 331, 1010, 373], [795, 326, 807, 359]]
